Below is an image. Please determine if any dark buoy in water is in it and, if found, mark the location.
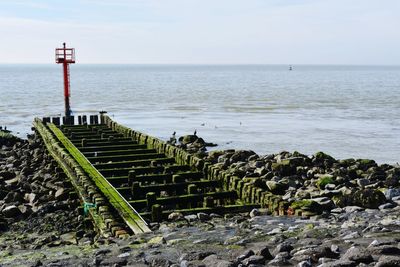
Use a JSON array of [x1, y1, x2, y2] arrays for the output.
[[289, 65, 293, 71]]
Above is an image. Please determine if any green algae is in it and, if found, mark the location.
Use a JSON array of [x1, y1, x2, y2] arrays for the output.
[[48, 123, 150, 234], [316, 175, 335, 189]]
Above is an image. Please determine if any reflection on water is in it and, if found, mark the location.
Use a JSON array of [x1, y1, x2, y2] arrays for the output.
[[0, 64, 399, 163]]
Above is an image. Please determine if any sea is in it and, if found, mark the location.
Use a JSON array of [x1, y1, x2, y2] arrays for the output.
[[0, 64, 399, 164]]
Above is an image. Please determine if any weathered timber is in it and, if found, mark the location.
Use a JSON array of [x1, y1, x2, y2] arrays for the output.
[[48, 123, 150, 234], [35, 114, 264, 237]]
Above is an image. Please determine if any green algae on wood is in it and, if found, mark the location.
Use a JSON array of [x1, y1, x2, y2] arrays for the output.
[[47, 123, 150, 234]]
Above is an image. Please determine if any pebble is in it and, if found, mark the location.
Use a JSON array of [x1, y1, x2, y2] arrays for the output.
[[249, 208, 261, 218]]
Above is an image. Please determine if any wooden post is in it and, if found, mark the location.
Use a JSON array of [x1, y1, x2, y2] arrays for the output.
[[131, 182, 140, 200], [52, 117, 60, 126], [152, 204, 162, 222], [204, 196, 214, 208], [146, 192, 157, 211], [128, 170, 136, 187], [188, 184, 198, 208]]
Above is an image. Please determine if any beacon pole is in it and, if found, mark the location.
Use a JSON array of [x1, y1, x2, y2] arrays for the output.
[[55, 43, 75, 123]]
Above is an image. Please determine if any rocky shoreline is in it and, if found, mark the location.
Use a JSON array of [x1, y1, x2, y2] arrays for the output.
[[1, 132, 400, 266]]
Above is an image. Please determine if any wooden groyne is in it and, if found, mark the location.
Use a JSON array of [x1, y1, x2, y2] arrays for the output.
[[34, 113, 261, 237]]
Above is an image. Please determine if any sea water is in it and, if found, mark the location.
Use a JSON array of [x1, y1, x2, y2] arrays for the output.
[[0, 64, 399, 164]]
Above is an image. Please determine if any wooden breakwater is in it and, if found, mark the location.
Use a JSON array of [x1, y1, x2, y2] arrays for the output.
[[35, 113, 264, 237]]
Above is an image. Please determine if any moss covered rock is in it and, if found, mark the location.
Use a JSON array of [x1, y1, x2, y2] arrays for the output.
[[353, 189, 386, 209], [316, 175, 335, 190], [0, 131, 20, 146], [179, 135, 198, 145], [290, 199, 323, 213], [266, 181, 288, 195], [271, 160, 296, 176], [357, 159, 377, 171]]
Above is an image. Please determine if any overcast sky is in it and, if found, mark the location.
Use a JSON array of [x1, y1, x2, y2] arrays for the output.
[[0, 0, 399, 64]]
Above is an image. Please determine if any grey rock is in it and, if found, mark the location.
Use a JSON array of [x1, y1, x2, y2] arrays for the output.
[[242, 255, 265, 266], [266, 180, 287, 194], [249, 208, 261, 218], [149, 256, 172, 267], [343, 246, 373, 264], [273, 242, 294, 256], [356, 178, 370, 188], [255, 246, 273, 260], [180, 251, 214, 261], [117, 252, 130, 258], [368, 245, 400, 255], [378, 203, 396, 210], [55, 188, 68, 200], [331, 207, 344, 213], [197, 212, 210, 221], [384, 188, 400, 200], [375, 255, 400, 267], [237, 249, 254, 261], [342, 231, 361, 240], [2, 204, 21, 218], [180, 260, 205, 267], [318, 259, 357, 267], [95, 248, 112, 256], [268, 252, 291, 266], [298, 259, 312, 267], [185, 214, 198, 222], [344, 206, 364, 213], [202, 255, 235, 267], [168, 212, 184, 221], [292, 246, 338, 263], [331, 244, 340, 254], [312, 197, 335, 210]]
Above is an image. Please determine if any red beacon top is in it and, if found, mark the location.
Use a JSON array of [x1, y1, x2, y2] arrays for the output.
[[55, 42, 75, 64]]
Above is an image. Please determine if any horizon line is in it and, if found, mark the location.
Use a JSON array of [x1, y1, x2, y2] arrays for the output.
[[0, 63, 399, 67]]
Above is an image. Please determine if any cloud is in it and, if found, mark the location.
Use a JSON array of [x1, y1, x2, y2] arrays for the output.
[[0, 0, 399, 64]]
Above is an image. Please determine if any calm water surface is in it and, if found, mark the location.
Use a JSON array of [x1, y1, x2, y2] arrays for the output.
[[0, 64, 399, 163]]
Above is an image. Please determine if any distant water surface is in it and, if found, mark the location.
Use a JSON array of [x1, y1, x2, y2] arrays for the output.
[[0, 64, 399, 164]]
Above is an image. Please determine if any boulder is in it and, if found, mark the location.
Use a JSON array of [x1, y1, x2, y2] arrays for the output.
[[353, 189, 386, 209], [316, 175, 335, 190], [311, 197, 335, 211], [384, 188, 400, 200], [342, 246, 373, 264], [375, 255, 400, 267], [266, 181, 288, 195], [197, 212, 210, 221], [168, 212, 184, 221], [272, 243, 294, 256], [271, 161, 296, 176], [237, 249, 254, 261], [290, 199, 323, 213], [312, 152, 336, 167], [291, 246, 338, 263], [202, 255, 235, 267], [179, 135, 198, 145], [230, 150, 257, 163], [249, 208, 261, 218], [368, 245, 400, 255], [2, 205, 22, 218], [356, 159, 377, 171], [258, 248, 273, 260], [241, 255, 265, 265]]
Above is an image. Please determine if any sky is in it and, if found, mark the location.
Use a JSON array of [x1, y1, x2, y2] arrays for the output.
[[0, 0, 399, 64]]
